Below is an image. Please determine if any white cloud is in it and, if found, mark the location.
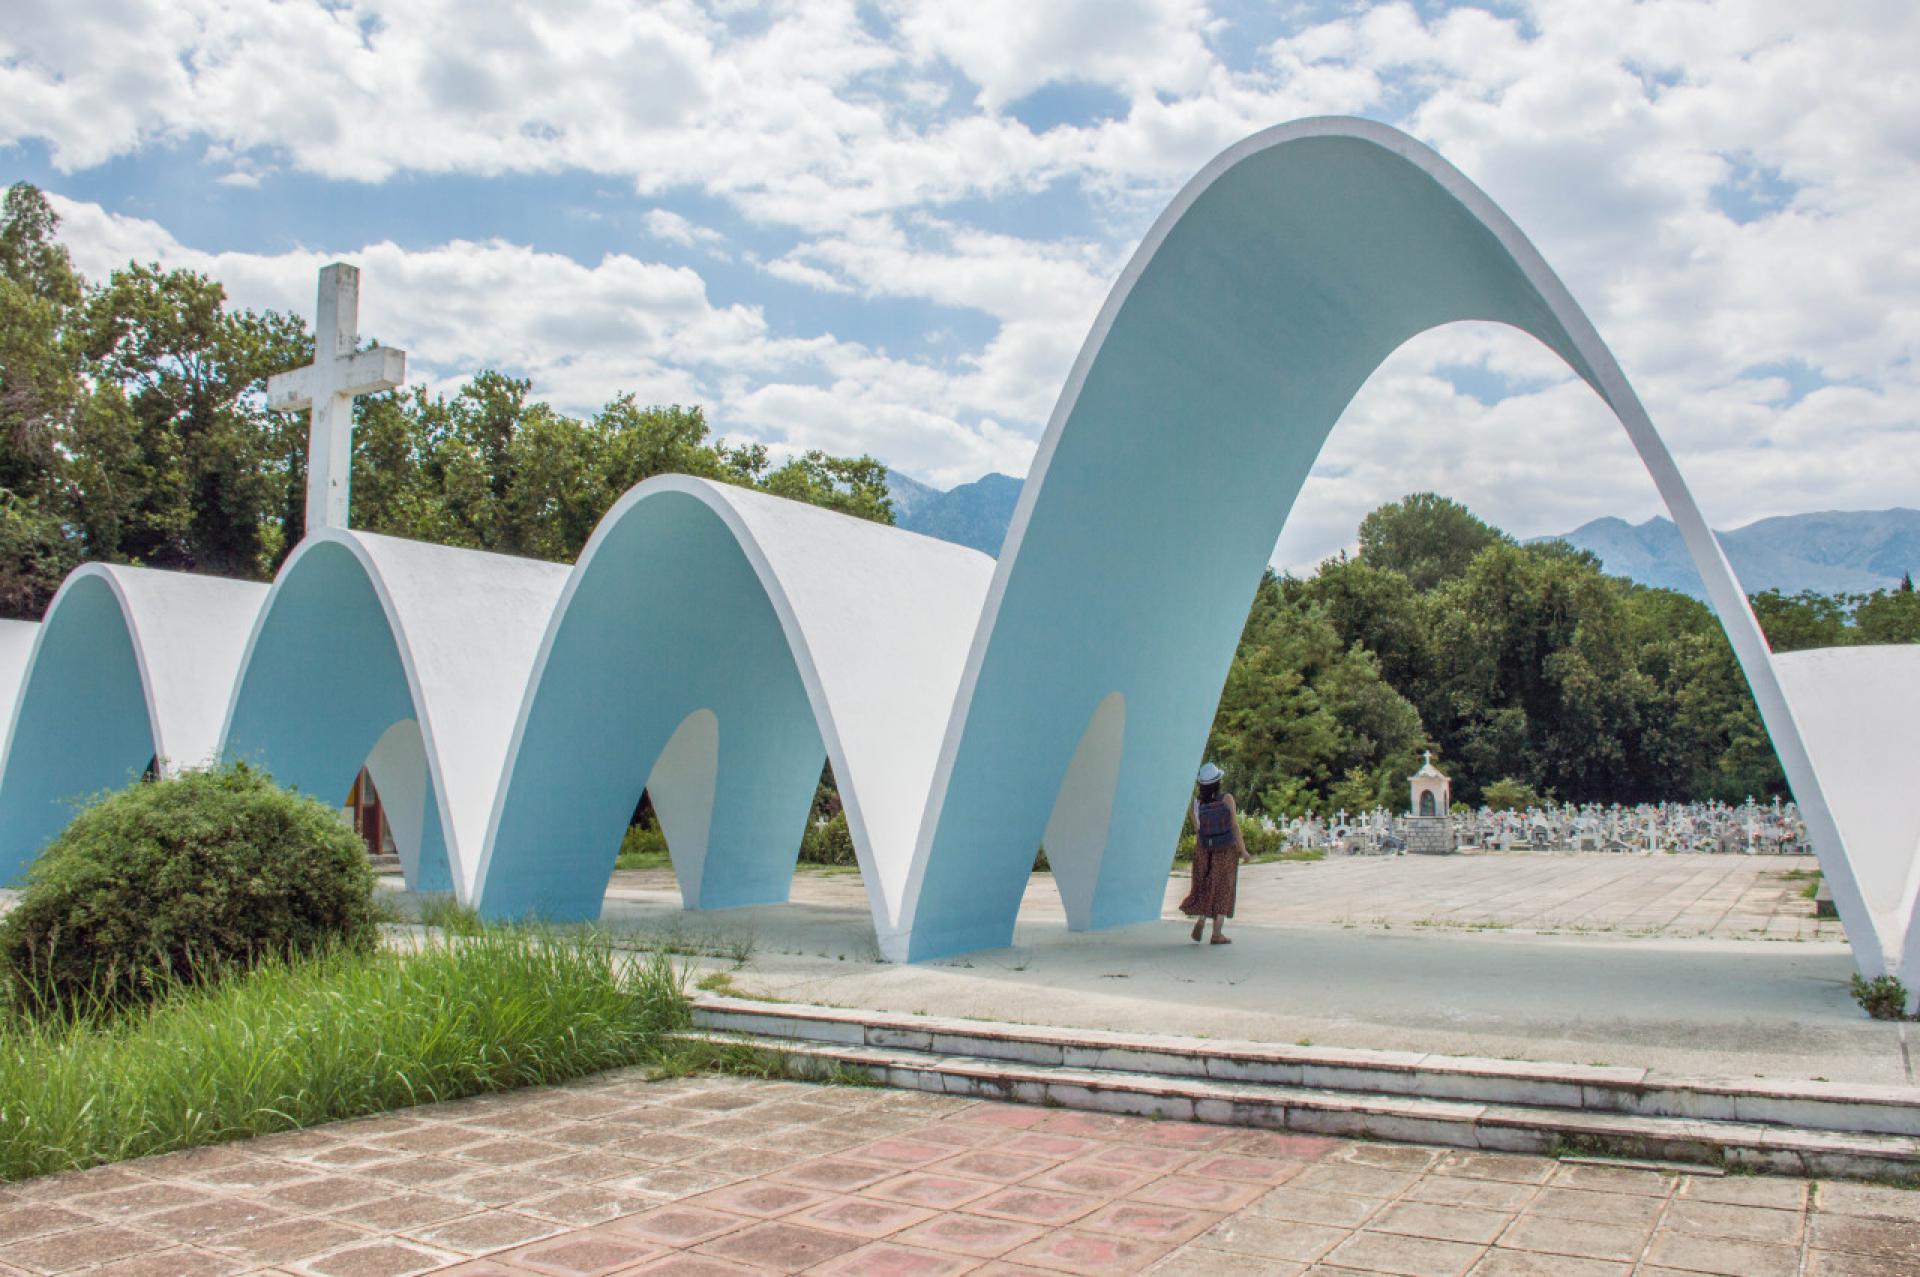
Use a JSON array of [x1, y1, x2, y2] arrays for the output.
[[10, 1, 1918, 562]]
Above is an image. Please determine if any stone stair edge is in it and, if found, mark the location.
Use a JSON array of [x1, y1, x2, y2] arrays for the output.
[[670, 1029, 1920, 1164], [689, 995, 1920, 1109]]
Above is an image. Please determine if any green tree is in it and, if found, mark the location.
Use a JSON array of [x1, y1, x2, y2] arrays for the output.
[[1357, 492, 1509, 591]]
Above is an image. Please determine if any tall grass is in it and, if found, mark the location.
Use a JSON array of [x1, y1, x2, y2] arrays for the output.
[[0, 927, 688, 1181]]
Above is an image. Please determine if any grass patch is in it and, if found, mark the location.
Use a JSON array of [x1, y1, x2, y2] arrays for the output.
[[0, 926, 688, 1181], [1250, 848, 1325, 864]]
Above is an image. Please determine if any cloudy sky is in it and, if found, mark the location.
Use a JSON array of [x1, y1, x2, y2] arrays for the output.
[[4, 0, 1915, 568]]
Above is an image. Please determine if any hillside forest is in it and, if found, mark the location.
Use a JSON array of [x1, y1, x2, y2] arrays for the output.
[[3, 183, 1916, 816]]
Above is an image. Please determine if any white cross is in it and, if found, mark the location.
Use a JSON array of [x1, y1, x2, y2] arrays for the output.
[[266, 263, 407, 535]]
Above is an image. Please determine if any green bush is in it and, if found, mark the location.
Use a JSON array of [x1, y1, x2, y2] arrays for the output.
[[0, 762, 378, 1014], [615, 822, 671, 869], [799, 812, 857, 866], [1480, 776, 1546, 812], [1851, 973, 1914, 1021]]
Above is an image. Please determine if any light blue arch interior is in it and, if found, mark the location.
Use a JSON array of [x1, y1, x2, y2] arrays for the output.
[[0, 577, 155, 881], [477, 490, 826, 921], [222, 542, 452, 891], [906, 133, 1628, 961]]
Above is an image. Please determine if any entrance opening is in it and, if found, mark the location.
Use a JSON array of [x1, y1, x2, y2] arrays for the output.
[[345, 768, 394, 859]]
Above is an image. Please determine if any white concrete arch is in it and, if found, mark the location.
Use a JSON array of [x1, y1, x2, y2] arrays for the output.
[[0, 619, 41, 765], [220, 529, 570, 896], [895, 117, 1877, 971], [1772, 645, 1920, 987], [0, 564, 265, 881], [473, 475, 996, 930]]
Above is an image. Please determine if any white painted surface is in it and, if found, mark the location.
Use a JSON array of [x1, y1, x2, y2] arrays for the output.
[[86, 565, 269, 773], [1041, 691, 1127, 930], [689, 480, 998, 923], [265, 264, 407, 534], [0, 620, 39, 764], [279, 530, 571, 897], [1773, 644, 1920, 987], [648, 708, 720, 904]]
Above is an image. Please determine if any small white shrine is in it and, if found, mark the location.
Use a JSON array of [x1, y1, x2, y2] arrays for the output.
[[1406, 752, 1455, 854], [1409, 751, 1451, 818]]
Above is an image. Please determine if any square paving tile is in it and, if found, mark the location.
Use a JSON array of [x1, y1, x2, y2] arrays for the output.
[[410, 1209, 563, 1254], [1495, 1214, 1650, 1263], [862, 1172, 998, 1210], [925, 1151, 1054, 1184], [0, 1203, 93, 1244], [1369, 1199, 1512, 1245], [299, 1240, 456, 1276], [966, 1185, 1104, 1226], [326, 1192, 470, 1233], [806, 1239, 977, 1275], [1004, 1226, 1171, 1274], [892, 1212, 1046, 1258], [1323, 1227, 1484, 1276], [1661, 1199, 1802, 1244], [1077, 1199, 1219, 1244], [1195, 1214, 1347, 1262], [1525, 1186, 1665, 1228], [494, 1230, 662, 1276], [1126, 1175, 1263, 1213], [1182, 1153, 1303, 1185], [1468, 1248, 1631, 1275], [769, 1159, 898, 1192], [1643, 1228, 1800, 1277], [687, 1181, 831, 1219], [841, 1139, 962, 1169], [212, 1217, 372, 1266], [792, 1195, 936, 1239], [609, 1205, 753, 1246], [0, 1223, 164, 1272], [694, 1220, 864, 1272], [1248, 1185, 1384, 1228]]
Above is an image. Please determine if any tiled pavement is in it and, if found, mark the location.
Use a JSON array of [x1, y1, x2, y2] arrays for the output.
[[2, 1072, 1914, 1277], [608, 851, 1837, 943]]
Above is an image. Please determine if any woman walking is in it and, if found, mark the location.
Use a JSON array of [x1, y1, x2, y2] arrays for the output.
[[1180, 761, 1249, 944]]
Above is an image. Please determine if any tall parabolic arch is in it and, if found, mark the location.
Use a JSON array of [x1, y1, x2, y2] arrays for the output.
[[0, 118, 1910, 993]]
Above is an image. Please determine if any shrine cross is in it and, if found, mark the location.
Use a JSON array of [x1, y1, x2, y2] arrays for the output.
[[266, 264, 407, 535]]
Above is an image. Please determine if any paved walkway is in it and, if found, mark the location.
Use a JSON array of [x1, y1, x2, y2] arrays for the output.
[[5, 1071, 1915, 1277], [567, 854, 1904, 1088], [606, 851, 1838, 942]]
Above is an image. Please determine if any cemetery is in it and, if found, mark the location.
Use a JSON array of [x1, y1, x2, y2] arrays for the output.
[[0, 54, 1917, 1277]]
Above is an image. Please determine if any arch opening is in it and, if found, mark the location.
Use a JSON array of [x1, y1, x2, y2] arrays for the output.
[[222, 541, 454, 893], [476, 487, 827, 923], [899, 120, 1865, 971]]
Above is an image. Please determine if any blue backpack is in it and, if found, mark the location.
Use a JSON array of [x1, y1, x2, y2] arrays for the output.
[[1195, 797, 1237, 851]]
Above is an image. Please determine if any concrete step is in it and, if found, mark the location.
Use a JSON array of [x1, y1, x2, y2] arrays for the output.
[[685, 998, 1920, 1179]]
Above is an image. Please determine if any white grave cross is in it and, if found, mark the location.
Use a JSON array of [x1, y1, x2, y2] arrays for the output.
[[266, 263, 407, 535]]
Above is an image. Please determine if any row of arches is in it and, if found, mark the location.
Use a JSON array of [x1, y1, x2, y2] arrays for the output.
[[0, 118, 1908, 983]]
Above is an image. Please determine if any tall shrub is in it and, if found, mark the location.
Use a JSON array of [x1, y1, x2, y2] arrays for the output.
[[0, 762, 378, 1012]]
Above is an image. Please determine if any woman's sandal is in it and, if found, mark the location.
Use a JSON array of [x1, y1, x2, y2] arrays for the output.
[[1210, 935, 1232, 944], [1190, 919, 1205, 942]]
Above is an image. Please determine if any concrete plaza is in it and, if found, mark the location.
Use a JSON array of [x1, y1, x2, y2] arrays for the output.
[[5, 1068, 1916, 1277], [579, 852, 1907, 1088]]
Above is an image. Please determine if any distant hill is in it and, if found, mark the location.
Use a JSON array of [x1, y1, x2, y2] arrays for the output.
[[1535, 509, 1920, 599], [886, 470, 1023, 557]]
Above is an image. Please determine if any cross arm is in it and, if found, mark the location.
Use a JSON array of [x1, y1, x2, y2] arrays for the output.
[[264, 346, 408, 413]]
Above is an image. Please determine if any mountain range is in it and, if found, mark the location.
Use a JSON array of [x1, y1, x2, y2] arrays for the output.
[[885, 470, 1024, 557], [888, 470, 1919, 599], [1536, 509, 1920, 599]]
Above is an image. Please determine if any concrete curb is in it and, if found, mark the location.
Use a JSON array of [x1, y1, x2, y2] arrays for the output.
[[688, 996, 1920, 1179]]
